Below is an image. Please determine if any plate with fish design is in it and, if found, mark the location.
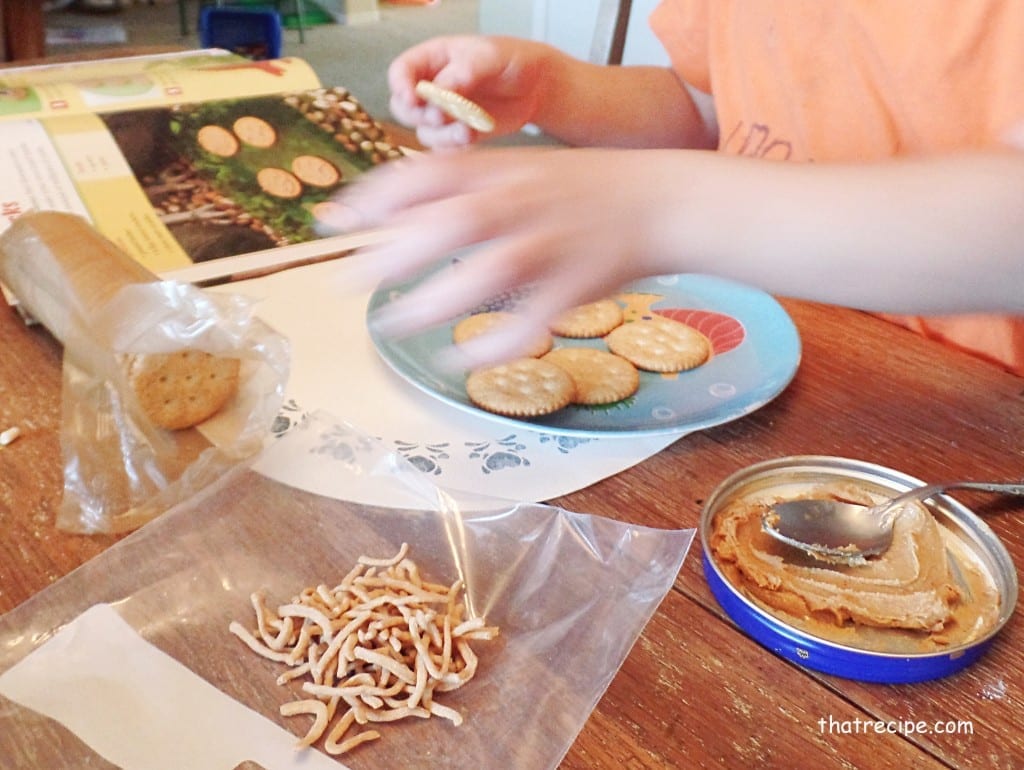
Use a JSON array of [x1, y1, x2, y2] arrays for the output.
[[367, 272, 801, 438]]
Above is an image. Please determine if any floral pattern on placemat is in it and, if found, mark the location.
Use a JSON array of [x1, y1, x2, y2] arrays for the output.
[[270, 403, 598, 483]]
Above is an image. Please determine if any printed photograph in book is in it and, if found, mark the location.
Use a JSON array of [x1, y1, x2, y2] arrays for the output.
[[101, 87, 402, 265]]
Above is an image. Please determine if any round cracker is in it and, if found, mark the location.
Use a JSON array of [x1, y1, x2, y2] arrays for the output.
[[549, 299, 624, 338], [197, 124, 239, 157], [291, 154, 341, 187], [414, 80, 495, 133], [233, 115, 278, 148], [466, 357, 574, 418], [452, 311, 553, 358], [605, 317, 711, 373], [542, 347, 639, 405], [257, 167, 303, 199], [126, 350, 241, 430]]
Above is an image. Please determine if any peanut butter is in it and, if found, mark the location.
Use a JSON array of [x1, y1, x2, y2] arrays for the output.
[[711, 483, 1000, 653]]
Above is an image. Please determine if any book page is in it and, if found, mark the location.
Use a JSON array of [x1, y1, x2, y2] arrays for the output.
[[0, 87, 402, 283], [0, 49, 322, 122]]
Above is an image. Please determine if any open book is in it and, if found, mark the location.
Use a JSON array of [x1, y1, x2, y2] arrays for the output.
[[0, 48, 401, 286]]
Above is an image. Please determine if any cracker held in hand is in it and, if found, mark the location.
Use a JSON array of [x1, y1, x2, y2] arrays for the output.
[[415, 80, 496, 133], [542, 347, 639, 405], [605, 317, 711, 373], [466, 358, 574, 417], [126, 349, 241, 430]]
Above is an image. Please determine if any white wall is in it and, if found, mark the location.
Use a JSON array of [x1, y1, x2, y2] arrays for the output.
[[479, 0, 669, 66], [622, 0, 669, 65], [478, 0, 537, 39]]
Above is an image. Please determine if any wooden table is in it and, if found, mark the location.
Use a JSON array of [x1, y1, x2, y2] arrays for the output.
[[3, 284, 1024, 766]]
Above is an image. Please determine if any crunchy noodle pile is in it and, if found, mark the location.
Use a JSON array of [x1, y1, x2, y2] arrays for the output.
[[229, 543, 499, 755]]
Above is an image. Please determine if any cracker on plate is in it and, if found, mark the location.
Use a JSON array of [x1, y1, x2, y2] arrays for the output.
[[605, 317, 711, 373], [542, 347, 639, 405], [549, 299, 624, 338], [453, 311, 553, 358], [466, 358, 574, 418]]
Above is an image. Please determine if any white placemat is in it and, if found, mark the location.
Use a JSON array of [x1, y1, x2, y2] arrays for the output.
[[210, 257, 680, 505]]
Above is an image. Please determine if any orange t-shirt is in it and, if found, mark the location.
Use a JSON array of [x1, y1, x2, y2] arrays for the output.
[[650, 0, 1024, 376]]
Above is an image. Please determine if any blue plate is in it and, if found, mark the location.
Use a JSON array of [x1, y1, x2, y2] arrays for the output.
[[368, 273, 801, 438]]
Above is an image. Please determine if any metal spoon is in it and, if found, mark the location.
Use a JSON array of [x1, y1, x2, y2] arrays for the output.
[[761, 480, 1024, 563]]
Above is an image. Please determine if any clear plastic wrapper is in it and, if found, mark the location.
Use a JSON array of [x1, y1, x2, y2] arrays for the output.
[[57, 280, 290, 533], [0, 212, 290, 533], [0, 414, 694, 769]]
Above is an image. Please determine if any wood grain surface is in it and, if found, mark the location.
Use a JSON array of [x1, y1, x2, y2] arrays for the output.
[[3, 290, 1024, 768], [0, 49, 1021, 764]]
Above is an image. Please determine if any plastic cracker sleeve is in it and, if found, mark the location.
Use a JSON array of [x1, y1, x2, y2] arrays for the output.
[[0, 211, 290, 533], [0, 210, 159, 345]]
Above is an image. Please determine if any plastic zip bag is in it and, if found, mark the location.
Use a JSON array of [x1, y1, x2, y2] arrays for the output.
[[0, 414, 694, 769]]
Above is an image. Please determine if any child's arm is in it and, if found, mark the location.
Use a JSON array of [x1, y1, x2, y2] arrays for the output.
[[387, 35, 717, 150], [340, 146, 1024, 367]]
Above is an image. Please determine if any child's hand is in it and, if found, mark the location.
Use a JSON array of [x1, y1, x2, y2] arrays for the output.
[[387, 36, 557, 149], [338, 147, 684, 367]]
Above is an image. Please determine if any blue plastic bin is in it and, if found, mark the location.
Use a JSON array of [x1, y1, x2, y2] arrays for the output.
[[198, 6, 284, 60]]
